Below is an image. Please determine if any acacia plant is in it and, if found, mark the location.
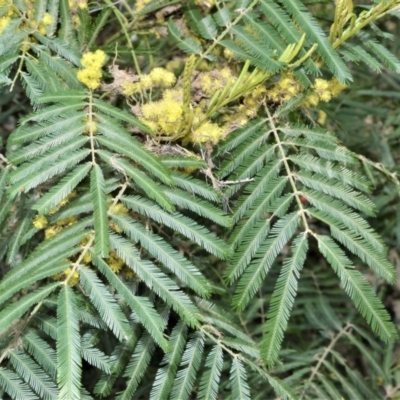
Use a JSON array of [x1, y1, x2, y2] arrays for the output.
[[1, 0, 400, 398]]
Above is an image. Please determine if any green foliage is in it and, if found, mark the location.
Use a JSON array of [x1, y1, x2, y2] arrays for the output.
[[1, 0, 400, 399]]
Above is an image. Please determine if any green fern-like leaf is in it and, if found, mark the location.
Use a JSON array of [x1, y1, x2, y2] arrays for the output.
[[57, 285, 82, 400]]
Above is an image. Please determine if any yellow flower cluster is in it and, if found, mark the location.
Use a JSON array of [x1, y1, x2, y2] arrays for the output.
[[77, 50, 106, 90], [68, 0, 87, 10], [185, 107, 224, 144], [140, 90, 184, 136], [37, 12, 53, 35], [0, 0, 16, 34], [32, 192, 78, 237], [83, 117, 98, 135], [134, 0, 152, 13], [49, 191, 77, 215], [0, 16, 10, 34], [122, 67, 176, 96], [53, 266, 79, 286], [106, 250, 125, 273], [62, 267, 80, 286], [45, 215, 77, 239], [198, 67, 235, 96], [109, 203, 129, 215], [222, 85, 267, 133], [33, 215, 48, 229], [268, 72, 303, 103], [303, 78, 347, 108], [109, 202, 129, 233]]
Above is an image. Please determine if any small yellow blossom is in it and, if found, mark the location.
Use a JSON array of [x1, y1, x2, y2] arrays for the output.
[[33, 215, 48, 229], [77, 68, 102, 90], [318, 110, 327, 125], [302, 93, 319, 108], [81, 50, 106, 69], [121, 82, 141, 96], [199, 69, 235, 96], [188, 121, 224, 144], [328, 78, 347, 97], [141, 102, 163, 120], [134, 0, 152, 13], [38, 25, 47, 35], [106, 251, 124, 273], [55, 216, 77, 227], [63, 267, 80, 286], [45, 226, 62, 239], [223, 48, 234, 59], [149, 67, 176, 87], [313, 78, 332, 102], [268, 72, 302, 103], [82, 252, 92, 264], [42, 13, 53, 26], [77, 50, 106, 90], [110, 203, 128, 215], [0, 16, 11, 34], [319, 91, 332, 102], [124, 268, 135, 280], [313, 78, 330, 91], [140, 74, 154, 89], [163, 89, 183, 102], [69, 0, 88, 9], [140, 98, 183, 136]]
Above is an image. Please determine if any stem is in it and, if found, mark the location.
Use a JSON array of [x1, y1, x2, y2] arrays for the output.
[[103, 0, 141, 74], [265, 106, 311, 233], [10, 49, 27, 92], [299, 322, 353, 399], [194, 0, 260, 68], [88, 91, 96, 165]]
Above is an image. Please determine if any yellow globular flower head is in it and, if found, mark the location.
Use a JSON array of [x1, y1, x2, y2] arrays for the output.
[[318, 110, 327, 126], [243, 84, 267, 118], [163, 88, 183, 102], [63, 267, 80, 287], [313, 78, 332, 102], [140, 97, 183, 136], [77, 68, 102, 90], [110, 203, 128, 215], [268, 72, 302, 103], [199, 68, 235, 96], [223, 48, 234, 60], [82, 251, 92, 264], [302, 92, 320, 108], [69, 0, 88, 9], [124, 268, 136, 280], [140, 74, 154, 89], [45, 226, 62, 239], [83, 117, 98, 135], [0, 16, 11, 34], [42, 12, 53, 26], [149, 67, 176, 87], [55, 215, 77, 227], [188, 121, 224, 144], [328, 78, 347, 97], [121, 82, 141, 96], [33, 215, 48, 229], [77, 50, 106, 90], [81, 50, 107, 69], [106, 251, 125, 273], [134, 0, 152, 13]]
